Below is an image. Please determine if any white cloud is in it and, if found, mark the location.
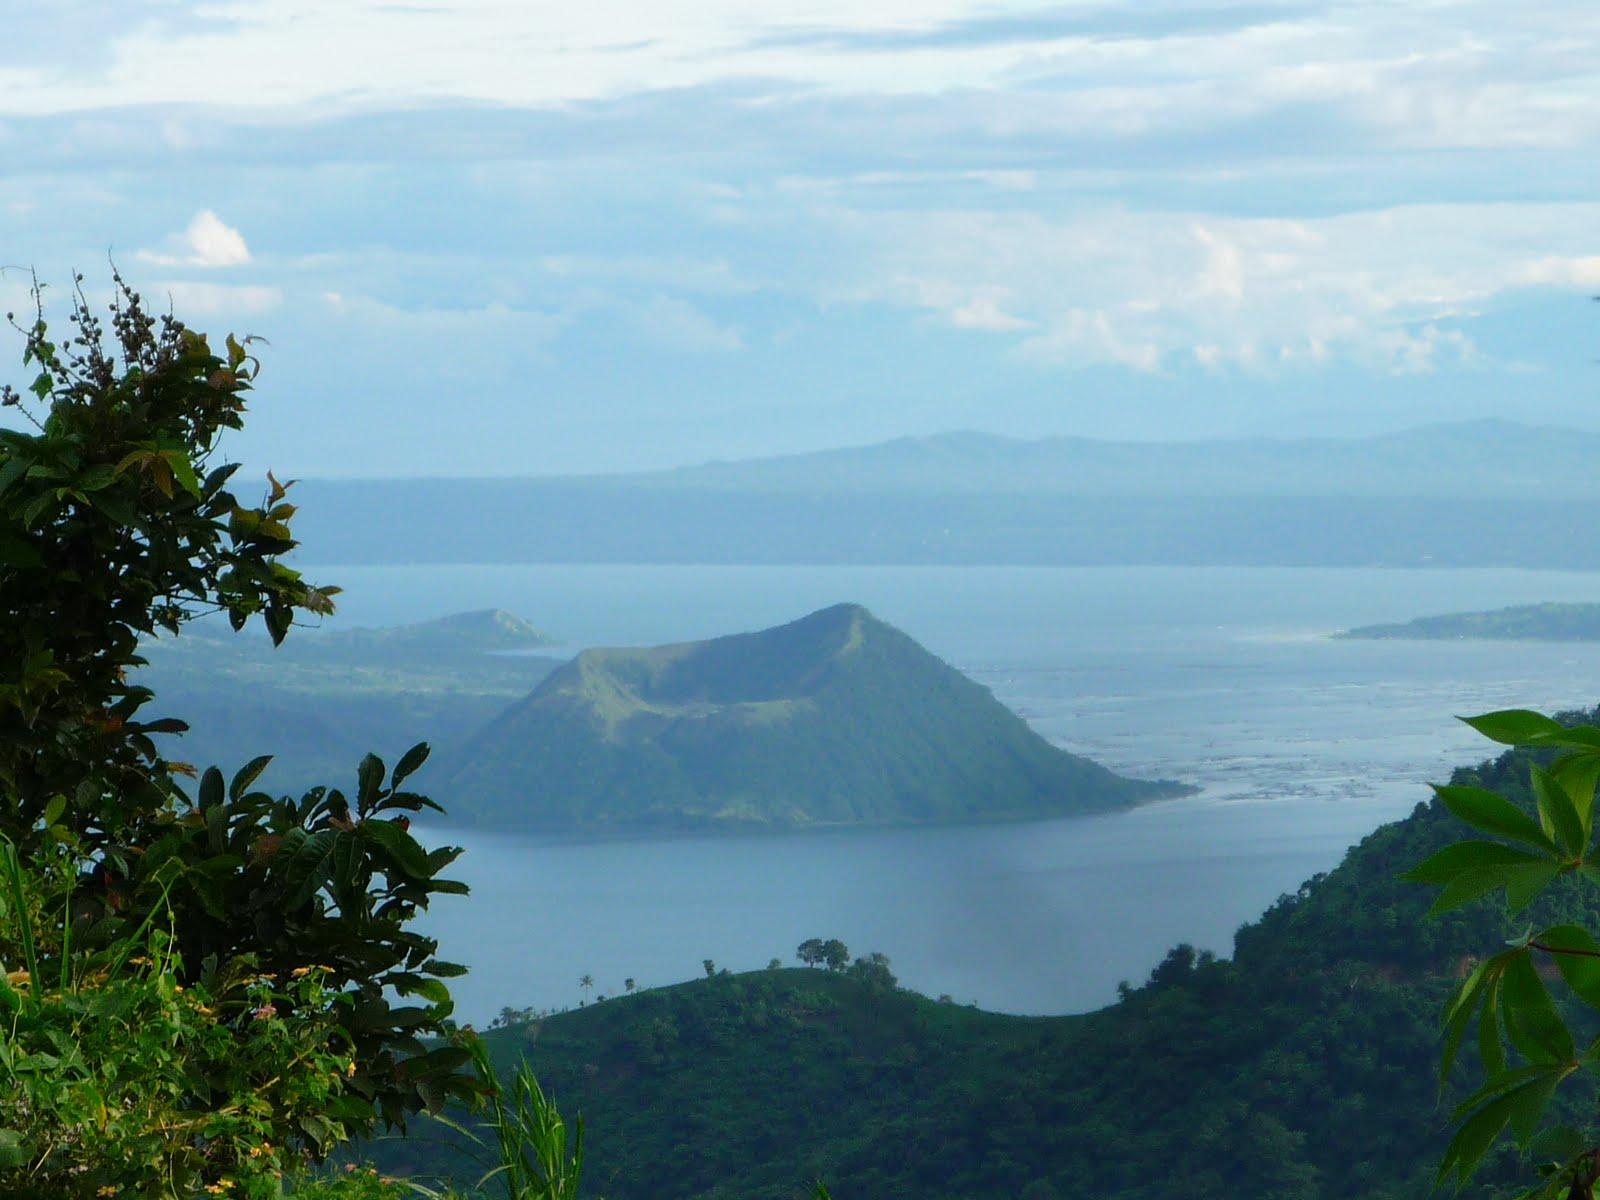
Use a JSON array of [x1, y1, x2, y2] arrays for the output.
[[832, 203, 1600, 375], [138, 210, 252, 268], [629, 294, 743, 353], [153, 281, 281, 316], [947, 288, 1034, 332]]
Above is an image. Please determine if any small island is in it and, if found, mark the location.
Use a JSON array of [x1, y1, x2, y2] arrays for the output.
[[1338, 601, 1600, 641], [438, 602, 1190, 831]]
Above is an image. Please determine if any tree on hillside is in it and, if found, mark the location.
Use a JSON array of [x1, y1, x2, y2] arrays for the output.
[[797, 938, 825, 967], [703, 958, 717, 977], [580, 973, 594, 1001], [624, 977, 636, 993], [0, 276, 477, 1194], [821, 939, 850, 971], [847, 951, 897, 990]]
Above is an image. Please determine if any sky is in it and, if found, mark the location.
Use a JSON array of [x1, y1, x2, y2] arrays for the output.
[[1, 0, 1597, 476]]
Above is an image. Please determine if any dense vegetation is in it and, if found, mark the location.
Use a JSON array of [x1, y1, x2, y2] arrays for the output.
[[0, 279, 494, 1195], [439, 602, 1185, 830], [1341, 602, 1600, 642], [373, 727, 1600, 1200]]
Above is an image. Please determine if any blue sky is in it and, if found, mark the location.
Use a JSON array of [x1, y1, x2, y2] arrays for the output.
[[2, 0, 1597, 475]]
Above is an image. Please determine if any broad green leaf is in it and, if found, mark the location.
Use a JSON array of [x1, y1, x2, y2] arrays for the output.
[[1428, 863, 1559, 917], [197, 765, 224, 811], [392, 741, 430, 786], [1532, 765, 1585, 856], [280, 828, 340, 909], [396, 976, 452, 1005], [1551, 752, 1600, 843], [1443, 956, 1504, 1082], [357, 752, 385, 811], [1535, 726, 1600, 753], [1529, 1124, 1587, 1165], [0, 1128, 26, 1169], [1439, 1090, 1519, 1186], [229, 754, 274, 801], [1502, 953, 1575, 1065], [1434, 784, 1556, 853], [1505, 862, 1563, 913], [1405, 841, 1547, 884], [1533, 924, 1600, 1010], [1509, 1066, 1572, 1145], [360, 818, 432, 880], [1462, 710, 1567, 746]]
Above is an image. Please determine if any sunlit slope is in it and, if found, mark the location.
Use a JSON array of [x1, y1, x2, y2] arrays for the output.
[[439, 603, 1185, 829]]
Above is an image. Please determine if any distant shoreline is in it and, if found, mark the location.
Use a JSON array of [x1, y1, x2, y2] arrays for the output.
[[1338, 601, 1600, 642]]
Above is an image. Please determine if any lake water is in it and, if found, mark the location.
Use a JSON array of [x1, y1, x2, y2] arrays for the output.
[[304, 564, 1600, 1021]]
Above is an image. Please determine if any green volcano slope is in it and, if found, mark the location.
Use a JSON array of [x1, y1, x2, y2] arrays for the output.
[[438, 603, 1185, 830]]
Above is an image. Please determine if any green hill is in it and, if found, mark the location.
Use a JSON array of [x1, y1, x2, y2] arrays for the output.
[[140, 609, 559, 794], [380, 729, 1600, 1200], [1340, 601, 1600, 641], [437, 603, 1185, 830]]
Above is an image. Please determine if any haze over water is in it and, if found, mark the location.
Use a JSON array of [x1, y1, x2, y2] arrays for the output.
[[312, 563, 1600, 1021]]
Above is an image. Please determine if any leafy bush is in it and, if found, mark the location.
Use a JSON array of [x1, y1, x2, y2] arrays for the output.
[[1409, 708, 1600, 1196], [0, 277, 477, 1192]]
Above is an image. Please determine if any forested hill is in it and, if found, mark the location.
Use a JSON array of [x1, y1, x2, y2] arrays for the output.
[[387, 728, 1600, 1200], [1341, 602, 1600, 641], [437, 603, 1184, 830]]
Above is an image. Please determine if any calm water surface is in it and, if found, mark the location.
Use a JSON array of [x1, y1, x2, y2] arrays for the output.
[[304, 564, 1600, 1020]]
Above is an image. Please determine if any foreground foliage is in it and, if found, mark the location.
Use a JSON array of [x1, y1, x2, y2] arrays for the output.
[[1407, 708, 1600, 1196], [0, 278, 475, 1193]]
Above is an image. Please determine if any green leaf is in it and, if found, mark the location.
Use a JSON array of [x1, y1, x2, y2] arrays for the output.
[[0, 1128, 27, 1169], [229, 754, 273, 801], [1428, 863, 1560, 917], [1529, 1124, 1587, 1166], [1533, 924, 1600, 1010], [1443, 956, 1503, 1082], [198, 766, 224, 811], [1509, 1066, 1571, 1145], [357, 752, 385, 812], [1463, 710, 1568, 746], [1404, 841, 1548, 885], [40, 795, 65, 830], [1551, 752, 1600, 844], [1532, 765, 1586, 858], [395, 976, 452, 1005], [1434, 784, 1556, 853], [1439, 1090, 1519, 1187], [360, 818, 432, 880], [1502, 953, 1575, 1065], [392, 742, 430, 787], [1505, 863, 1563, 913], [279, 828, 340, 909]]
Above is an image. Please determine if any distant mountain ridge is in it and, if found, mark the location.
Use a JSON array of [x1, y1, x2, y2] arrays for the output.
[[624, 419, 1597, 499], [285, 421, 1600, 568], [439, 603, 1185, 830]]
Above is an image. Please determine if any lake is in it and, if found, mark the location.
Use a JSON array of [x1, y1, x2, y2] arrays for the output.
[[304, 563, 1600, 1021]]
